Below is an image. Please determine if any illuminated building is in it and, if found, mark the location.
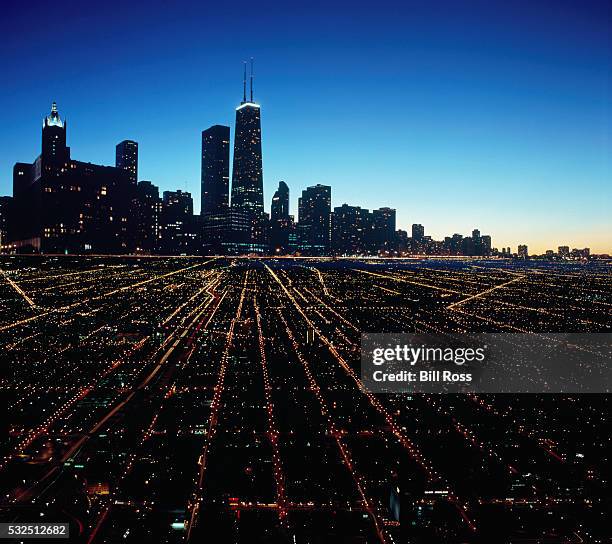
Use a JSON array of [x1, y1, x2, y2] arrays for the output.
[[297, 184, 331, 255], [231, 60, 264, 217], [161, 190, 199, 254], [115, 140, 138, 184], [135, 181, 162, 254], [370, 207, 396, 253], [0, 196, 12, 251], [270, 181, 294, 253], [10, 103, 134, 253], [332, 204, 370, 255]]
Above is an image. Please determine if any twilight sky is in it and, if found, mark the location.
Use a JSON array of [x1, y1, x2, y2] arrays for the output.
[[1, 0, 610, 253]]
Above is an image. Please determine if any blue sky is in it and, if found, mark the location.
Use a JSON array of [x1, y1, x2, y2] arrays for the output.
[[1, 0, 610, 252]]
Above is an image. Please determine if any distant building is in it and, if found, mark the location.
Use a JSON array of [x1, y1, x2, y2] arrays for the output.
[[271, 180, 289, 221], [370, 207, 396, 253], [332, 204, 370, 255], [396, 229, 409, 254], [518, 244, 528, 259], [558, 245, 570, 258], [481, 235, 492, 256], [0, 196, 13, 251], [297, 184, 331, 256], [270, 181, 294, 254], [412, 223, 424, 241], [115, 140, 138, 184], [161, 190, 198, 254], [134, 181, 162, 254], [571, 247, 590, 259], [411, 223, 425, 253], [11, 103, 134, 254], [201, 125, 230, 215]]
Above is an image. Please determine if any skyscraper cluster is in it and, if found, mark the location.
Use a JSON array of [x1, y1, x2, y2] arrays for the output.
[[5, 65, 596, 258]]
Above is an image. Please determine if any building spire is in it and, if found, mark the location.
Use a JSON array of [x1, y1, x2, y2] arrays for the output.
[[242, 61, 247, 103], [51, 101, 58, 114], [250, 57, 254, 102]]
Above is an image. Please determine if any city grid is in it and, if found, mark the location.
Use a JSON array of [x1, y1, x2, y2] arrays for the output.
[[0, 256, 610, 542]]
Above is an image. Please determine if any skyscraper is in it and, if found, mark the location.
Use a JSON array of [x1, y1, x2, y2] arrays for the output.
[[271, 181, 289, 221], [412, 224, 425, 240], [297, 184, 331, 256], [11, 102, 134, 254], [41, 101, 70, 178], [270, 181, 294, 254], [135, 181, 162, 254], [370, 207, 396, 253], [115, 140, 138, 184], [201, 125, 230, 215], [231, 60, 264, 216], [0, 196, 13, 251], [161, 190, 197, 254], [332, 204, 370, 255]]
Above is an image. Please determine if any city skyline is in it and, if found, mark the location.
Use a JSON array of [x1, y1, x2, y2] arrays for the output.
[[1, 1, 610, 253]]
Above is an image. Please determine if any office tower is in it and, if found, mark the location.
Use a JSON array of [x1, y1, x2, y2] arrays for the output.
[[0, 196, 13, 251], [462, 236, 475, 256], [271, 181, 289, 221], [412, 224, 425, 240], [11, 102, 134, 254], [481, 235, 492, 256], [332, 204, 370, 255], [471, 229, 481, 256], [270, 181, 294, 254], [41, 101, 70, 177], [558, 245, 570, 258], [115, 140, 138, 184], [518, 245, 528, 259], [201, 125, 230, 215], [135, 181, 162, 254], [443, 233, 463, 255], [231, 60, 264, 216], [160, 190, 198, 254], [396, 229, 409, 254], [371, 207, 396, 253], [297, 184, 331, 256]]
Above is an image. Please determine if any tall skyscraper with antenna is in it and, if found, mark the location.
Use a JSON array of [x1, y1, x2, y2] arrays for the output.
[[230, 59, 264, 216]]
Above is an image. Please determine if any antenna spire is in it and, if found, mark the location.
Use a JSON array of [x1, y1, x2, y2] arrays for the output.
[[242, 61, 247, 103], [250, 57, 254, 103]]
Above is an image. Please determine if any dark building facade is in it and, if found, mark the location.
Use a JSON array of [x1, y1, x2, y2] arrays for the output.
[[10, 103, 134, 254], [370, 207, 396, 253], [201, 125, 230, 215], [134, 181, 162, 254], [0, 196, 13, 251], [231, 64, 264, 217], [270, 181, 294, 253], [115, 140, 138, 184], [332, 204, 370, 255], [297, 184, 331, 256], [160, 190, 198, 254], [271, 180, 289, 221]]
